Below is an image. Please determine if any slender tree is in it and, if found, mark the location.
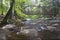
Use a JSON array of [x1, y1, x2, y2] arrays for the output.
[[0, 0, 15, 27]]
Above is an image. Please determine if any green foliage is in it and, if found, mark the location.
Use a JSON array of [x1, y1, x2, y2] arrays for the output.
[[0, 0, 60, 20]]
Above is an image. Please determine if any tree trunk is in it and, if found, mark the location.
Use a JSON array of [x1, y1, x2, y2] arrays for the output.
[[0, 0, 15, 27]]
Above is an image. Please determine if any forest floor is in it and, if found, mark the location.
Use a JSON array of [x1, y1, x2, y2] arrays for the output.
[[0, 15, 60, 40]]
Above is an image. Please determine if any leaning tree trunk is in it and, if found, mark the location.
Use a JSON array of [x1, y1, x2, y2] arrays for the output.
[[0, 0, 15, 27]]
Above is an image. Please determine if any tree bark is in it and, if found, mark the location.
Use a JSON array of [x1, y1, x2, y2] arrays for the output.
[[0, 0, 15, 27]]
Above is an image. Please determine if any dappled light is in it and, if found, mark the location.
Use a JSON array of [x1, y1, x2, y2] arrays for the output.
[[0, 0, 60, 40]]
